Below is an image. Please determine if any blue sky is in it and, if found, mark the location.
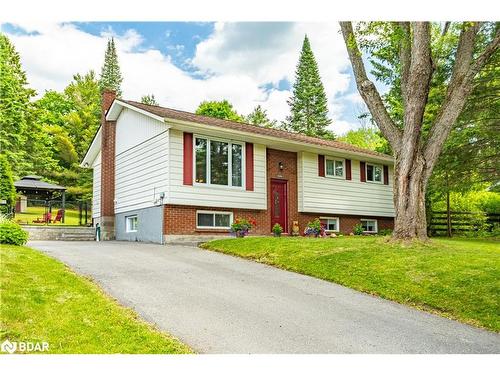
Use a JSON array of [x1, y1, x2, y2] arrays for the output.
[[1, 21, 372, 134]]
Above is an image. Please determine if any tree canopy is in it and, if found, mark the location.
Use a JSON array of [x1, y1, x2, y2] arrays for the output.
[[245, 105, 278, 128], [195, 100, 244, 122], [141, 94, 159, 106]]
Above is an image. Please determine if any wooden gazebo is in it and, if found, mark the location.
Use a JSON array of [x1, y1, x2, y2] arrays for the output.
[[14, 176, 67, 223]]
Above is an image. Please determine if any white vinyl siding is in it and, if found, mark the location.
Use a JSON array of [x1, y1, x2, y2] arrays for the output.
[[167, 129, 267, 210], [92, 151, 101, 218], [114, 108, 169, 214], [298, 151, 394, 217]]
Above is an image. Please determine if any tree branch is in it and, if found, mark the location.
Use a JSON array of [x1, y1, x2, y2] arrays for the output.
[[396, 22, 411, 107], [423, 22, 498, 182], [467, 27, 500, 81], [339, 21, 402, 151]]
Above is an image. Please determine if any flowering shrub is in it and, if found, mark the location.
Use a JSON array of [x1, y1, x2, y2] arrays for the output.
[[230, 217, 256, 238], [304, 218, 325, 237]]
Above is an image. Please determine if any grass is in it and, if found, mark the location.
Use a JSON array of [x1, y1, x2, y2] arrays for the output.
[[13, 206, 90, 226], [202, 236, 500, 332], [0, 245, 192, 354]]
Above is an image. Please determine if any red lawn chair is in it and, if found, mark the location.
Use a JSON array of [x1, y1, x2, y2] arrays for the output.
[[33, 212, 52, 224], [52, 209, 64, 224]]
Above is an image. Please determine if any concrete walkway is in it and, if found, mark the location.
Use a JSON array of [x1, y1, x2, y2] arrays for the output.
[[29, 241, 500, 354]]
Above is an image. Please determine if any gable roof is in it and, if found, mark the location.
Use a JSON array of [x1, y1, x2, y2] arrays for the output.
[[123, 100, 393, 161]]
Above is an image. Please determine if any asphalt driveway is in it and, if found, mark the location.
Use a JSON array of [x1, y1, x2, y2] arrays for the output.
[[29, 240, 500, 354]]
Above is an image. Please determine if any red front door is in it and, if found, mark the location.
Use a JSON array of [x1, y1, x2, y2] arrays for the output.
[[271, 179, 288, 233]]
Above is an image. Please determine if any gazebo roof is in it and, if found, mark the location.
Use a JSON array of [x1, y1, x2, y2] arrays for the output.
[[14, 176, 66, 192]]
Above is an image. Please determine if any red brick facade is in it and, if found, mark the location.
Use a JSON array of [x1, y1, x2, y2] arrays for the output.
[[163, 147, 394, 236], [99, 90, 116, 240]]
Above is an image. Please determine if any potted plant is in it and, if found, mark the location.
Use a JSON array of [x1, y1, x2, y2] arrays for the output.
[[272, 223, 283, 237], [230, 217, 256, 238], [304, 218, 325, 238]]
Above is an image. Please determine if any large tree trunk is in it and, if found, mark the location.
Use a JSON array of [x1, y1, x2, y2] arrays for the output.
[[393, 151, 429, 240]]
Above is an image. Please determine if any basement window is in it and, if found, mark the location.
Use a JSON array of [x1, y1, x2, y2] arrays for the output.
[[361, 219, 378, 233], [321, 217, 340, 232], [196, 211, 233, 229], [126, 215, 138, 233]]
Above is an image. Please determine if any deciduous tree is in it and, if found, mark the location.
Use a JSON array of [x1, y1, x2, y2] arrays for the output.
[[340, 21, 500, 240], [195, 100, 244, 122]]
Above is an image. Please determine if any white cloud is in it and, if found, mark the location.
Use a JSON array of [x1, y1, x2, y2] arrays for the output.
[[3, 22, 361, 134]]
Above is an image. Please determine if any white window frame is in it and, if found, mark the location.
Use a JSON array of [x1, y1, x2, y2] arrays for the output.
[[325, 157, 345, 179], [125, 215, 138, 233], [196, 210, 234, 230], [361, 219, 378, 233], [365, 163, 383, 184], [321, 217, 340, 233], [193, 135, 245, 189]]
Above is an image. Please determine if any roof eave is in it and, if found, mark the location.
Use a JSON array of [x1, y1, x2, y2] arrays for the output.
[[165, 117, 394, 164]]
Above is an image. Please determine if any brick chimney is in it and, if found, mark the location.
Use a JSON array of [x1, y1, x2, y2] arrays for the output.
[[99, 90, 116, 240]]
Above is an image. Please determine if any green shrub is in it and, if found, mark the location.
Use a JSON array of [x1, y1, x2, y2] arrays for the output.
[[379, 228, 393, 236], [0, 219, 28, 245], [353, 223, 364, 235], [272, 223, 283, 237]]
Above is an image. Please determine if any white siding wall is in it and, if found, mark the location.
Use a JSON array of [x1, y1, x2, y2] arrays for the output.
[[298, 152, 395, 217], [167, 129, 267, 209], [92, 151, 101, 218], [114, 109, 169, 214]]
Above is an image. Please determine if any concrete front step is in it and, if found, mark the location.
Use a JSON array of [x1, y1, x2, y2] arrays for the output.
[[22, 226, 95, 241]]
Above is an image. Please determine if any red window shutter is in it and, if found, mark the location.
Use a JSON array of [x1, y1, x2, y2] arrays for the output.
[[360, 161, 366, 182], [183, 132, 193, 185], [318, 155, 325, 177], [383, 165, 389, 185], [345, 159, 352, 180], [245, 143, 254, 191]]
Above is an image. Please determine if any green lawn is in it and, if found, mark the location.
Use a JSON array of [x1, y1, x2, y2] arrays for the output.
[[0, 245, 192, 354], [202, 236, 500, 331], [13, 206, 89, 226]]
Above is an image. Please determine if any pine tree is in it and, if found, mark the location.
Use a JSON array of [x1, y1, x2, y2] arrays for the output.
[[99, 38, 123, 96], [285, 35, 333, 139], [0, 34, 36, 174], [246, 105, 277, 128], [141, 94, 159, 106]]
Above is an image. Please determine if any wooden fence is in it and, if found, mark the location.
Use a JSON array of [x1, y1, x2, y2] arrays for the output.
[[429, 211, 500, 236]]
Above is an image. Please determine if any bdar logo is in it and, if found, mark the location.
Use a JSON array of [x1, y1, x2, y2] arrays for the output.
[[1, 339, 17, 354]]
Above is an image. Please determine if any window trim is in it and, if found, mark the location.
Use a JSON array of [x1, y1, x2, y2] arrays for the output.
[[325, 157, 345, 179], [125, 215, 138, 233], [360, 218, 378, 233], [196, 210, 233, 230], [365, 163, 384, 184], [193, 134, 245, 189], [320, 216, 340, 233]]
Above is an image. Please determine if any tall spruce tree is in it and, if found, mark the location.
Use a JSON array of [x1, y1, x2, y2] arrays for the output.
[[99, 38, 123, 96], [285, 35, 333, 138]]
